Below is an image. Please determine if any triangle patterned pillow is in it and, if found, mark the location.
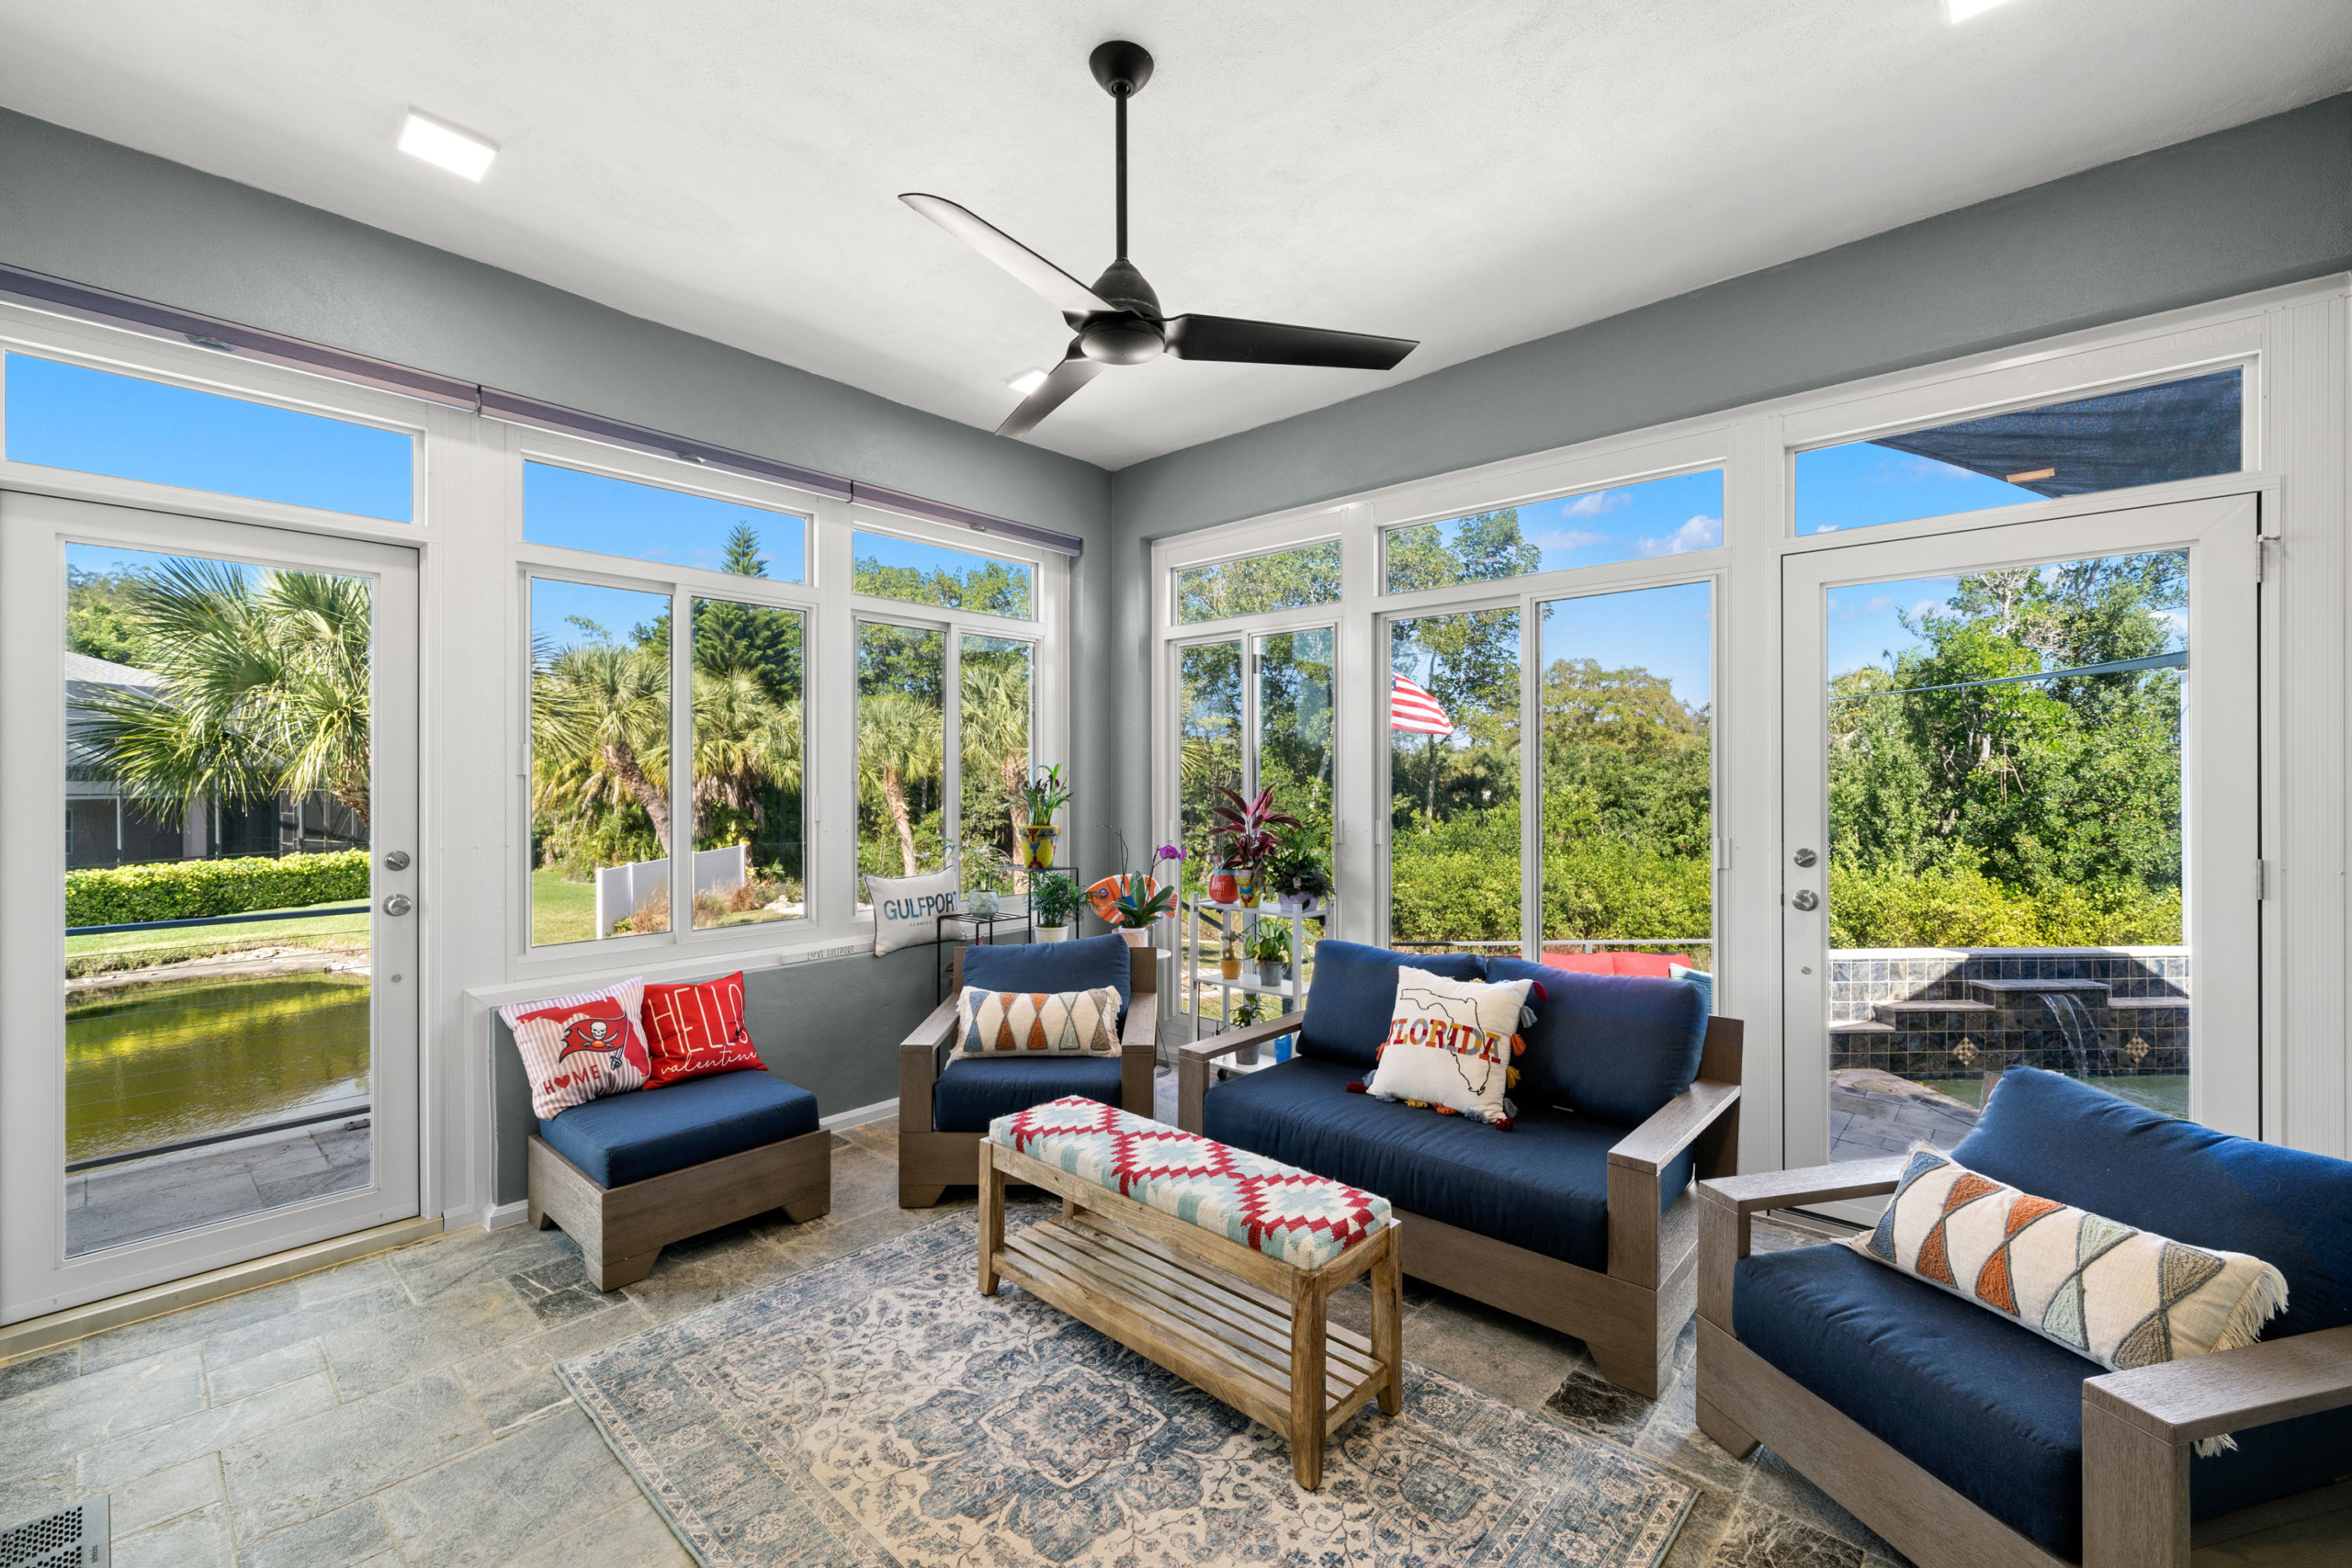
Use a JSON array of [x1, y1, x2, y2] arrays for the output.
[[1850, 1143, 2287, 1450], [955, 985, 1122, 1056]]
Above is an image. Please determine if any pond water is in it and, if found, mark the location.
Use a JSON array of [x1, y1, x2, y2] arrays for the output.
[[66, 971, 371, 1164]]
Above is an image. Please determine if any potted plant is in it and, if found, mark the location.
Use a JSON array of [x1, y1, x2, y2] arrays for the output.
[[1207, 861, 1240, 906], [1031, 870, 1081, 942], [1250, 922, 1292, 987], [1218, 920, 1242, 980], [1209, 785, 1299, 912], [1017, 764, 1072, 871], [960, 842, 1004, 919], [1109, 878, 1176, 947], [1266, 832, 1331, 913]]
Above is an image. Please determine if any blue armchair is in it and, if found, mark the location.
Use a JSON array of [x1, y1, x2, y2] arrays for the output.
[[898, 935, 1159, 1206], [1697, 1067, 2352, 1568]]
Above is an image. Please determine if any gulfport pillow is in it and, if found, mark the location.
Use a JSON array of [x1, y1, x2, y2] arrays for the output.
[[639, 972, 767, 1087], [500, 979, 651, 1120], [955, 984, 1121, 1057], [866, 869, 957, 956], [1357, 966, 1533, 1128], [1852, 1142, 2287, 1448]]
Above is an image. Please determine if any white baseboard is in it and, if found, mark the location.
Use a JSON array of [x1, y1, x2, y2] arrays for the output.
[[820, 1097, 897, 1131], [483, 1200, 531, 1231]]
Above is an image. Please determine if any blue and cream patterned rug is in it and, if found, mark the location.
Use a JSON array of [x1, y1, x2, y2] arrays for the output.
[[558, 1210, 1695, 1566]]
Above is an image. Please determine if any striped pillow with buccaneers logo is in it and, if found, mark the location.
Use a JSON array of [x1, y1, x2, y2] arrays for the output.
[[500, 979, 650, 1120], [640, 972, 768, 1087]]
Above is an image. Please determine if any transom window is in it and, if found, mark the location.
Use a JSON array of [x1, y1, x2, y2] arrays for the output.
[[1174, 539, 1343, 624], [1384, 468, 1724, 592], [854, 529, 1033, 619], [523, 459, 807, 581]]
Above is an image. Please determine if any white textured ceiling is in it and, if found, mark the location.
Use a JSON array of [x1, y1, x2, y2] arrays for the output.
[[2, 2, 2346, 468]]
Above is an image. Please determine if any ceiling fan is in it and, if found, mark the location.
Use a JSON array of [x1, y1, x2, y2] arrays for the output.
[[902, 39, 1419, 439]]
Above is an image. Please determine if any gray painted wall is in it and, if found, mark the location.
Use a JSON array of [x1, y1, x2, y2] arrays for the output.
[[490, 949, 940, 1205], [1102, 92, 2352, 848]]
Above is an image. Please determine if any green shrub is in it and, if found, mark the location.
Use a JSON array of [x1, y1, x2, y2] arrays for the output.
[[1826, 862, 2180, 949], [66, 851, 372, 928]]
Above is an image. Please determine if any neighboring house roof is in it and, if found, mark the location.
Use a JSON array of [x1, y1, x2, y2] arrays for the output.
[[66, 650, 164, 789], [64, 650, 164, 690]]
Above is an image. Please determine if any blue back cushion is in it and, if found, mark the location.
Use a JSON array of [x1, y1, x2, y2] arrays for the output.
[[1952, 1067, 2352, 1340], [1487, 958, 1707, 1126], [1295, 942, 1484, 1070], [962, 932, 1131, 1016]]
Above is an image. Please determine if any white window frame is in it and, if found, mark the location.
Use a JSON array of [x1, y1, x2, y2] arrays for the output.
[[1154, 273, 2349, 1168]]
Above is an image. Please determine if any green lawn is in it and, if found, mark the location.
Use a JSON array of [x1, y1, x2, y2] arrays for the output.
[[531, 869, 599, 946], [67, 901, 371, 978]]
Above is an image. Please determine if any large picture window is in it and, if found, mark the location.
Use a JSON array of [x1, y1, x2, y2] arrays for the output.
[[855, 621, 1035, 902]]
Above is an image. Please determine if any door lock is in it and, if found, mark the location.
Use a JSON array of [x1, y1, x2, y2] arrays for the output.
[[382, 894, 413, 917], [1792, 848, 1818, 868], [383, 850, 412, 871], [1791, 889, 1820, 912]]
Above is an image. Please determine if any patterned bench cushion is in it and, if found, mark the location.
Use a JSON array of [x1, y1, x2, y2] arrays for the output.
[[989, 1096, 1393, 1271]]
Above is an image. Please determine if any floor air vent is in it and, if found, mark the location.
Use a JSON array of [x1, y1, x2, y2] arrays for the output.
[[0, 1497, 107, 1568]]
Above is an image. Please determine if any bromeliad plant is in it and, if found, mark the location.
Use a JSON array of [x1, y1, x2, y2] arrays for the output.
[[1208, 785, 1300, 877], [1019, 764, 1072, 828]]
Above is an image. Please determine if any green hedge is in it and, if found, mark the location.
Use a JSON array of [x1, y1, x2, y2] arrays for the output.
[[66, 851, 371, 928], [1826, 862, 2181, 949]]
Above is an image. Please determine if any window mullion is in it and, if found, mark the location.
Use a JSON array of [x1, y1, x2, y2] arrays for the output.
[[943, 629, 963, 882], [669, 583, 693, 941]]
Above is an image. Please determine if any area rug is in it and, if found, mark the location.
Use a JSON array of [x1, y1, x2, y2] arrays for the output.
[[558, 1209, 1695, 1567]]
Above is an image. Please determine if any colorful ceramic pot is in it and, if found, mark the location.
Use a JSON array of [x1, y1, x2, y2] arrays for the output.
[[1207, 867, 1239, 905], [1235, 865, 1259, 907], [1018, 824, 1059, 871]]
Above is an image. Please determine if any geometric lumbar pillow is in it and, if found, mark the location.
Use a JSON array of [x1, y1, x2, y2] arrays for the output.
[[1849, 1143, 2287, 1451], [1355, 965, 1532, 1129], [955, 985, 1122, 1056]]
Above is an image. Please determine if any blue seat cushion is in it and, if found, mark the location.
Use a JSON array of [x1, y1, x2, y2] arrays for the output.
[[538, 1069, 819, 1189], [1200, 1055, 1690, 1272], [1296, 942, 1486, 1070], [1736, 1244, 2352, 1560], [1953, 1066, 2352, 1340], [934, 1054, 1125, 1134], [1487, 958, 1708, 1126], [962, 933, 1131, 1017]]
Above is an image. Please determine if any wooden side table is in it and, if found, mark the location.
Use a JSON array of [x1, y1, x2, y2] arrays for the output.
[[978, 1135, 1402, 1490]]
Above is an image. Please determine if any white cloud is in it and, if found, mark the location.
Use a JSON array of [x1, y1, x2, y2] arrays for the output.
[[1534, 527, 1611, 552], [1637, 514, 1723, 557], [1561, 490, 1631, 518]]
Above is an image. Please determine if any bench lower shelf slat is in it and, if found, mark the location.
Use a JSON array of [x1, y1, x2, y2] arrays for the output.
[[1001, 1221, 1384, 1424]]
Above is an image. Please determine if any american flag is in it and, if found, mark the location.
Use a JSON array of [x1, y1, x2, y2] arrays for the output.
[[1390, 671, 1453, 735]]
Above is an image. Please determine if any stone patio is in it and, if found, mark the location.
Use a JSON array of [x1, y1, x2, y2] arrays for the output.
[[0, 1109, 2340, 1567], [66, 1122, 372, 1258]]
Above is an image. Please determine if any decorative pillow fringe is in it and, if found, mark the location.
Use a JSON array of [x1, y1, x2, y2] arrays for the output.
[[2193, 1267, 2292, 1458]]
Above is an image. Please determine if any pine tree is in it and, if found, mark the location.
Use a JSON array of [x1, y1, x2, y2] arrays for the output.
[[721, 522, 767, 579]]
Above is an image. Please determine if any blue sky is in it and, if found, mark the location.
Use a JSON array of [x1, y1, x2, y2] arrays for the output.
[[531, 578, 668, 657], [1824, 574, 1960, 679], [8, 353, 413, 522], [1540, 580, 1713, 711], [1410, 468, 1724, 577], [526, 461, 805, 581], [1795, 441, 2040, 535], [851, 528, 1027, 581]]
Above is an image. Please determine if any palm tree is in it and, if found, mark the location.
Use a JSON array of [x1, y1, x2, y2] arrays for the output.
[[858, 690, 942, 876], [957, 657, 1032, 887], [691, 666, 800, 846], [532, 641, 673, 855], [77, 560, 373, 827]]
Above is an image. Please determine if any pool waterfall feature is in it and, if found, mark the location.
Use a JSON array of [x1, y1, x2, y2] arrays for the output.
[[1828, 947, 2188, 1086]]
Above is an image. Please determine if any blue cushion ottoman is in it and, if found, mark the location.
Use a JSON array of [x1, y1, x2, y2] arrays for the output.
[[531, 1068, 830, 1289]]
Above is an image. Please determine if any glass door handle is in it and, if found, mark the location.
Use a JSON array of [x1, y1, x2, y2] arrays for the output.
[[1791, 889, 1820, 911], [382, 894, 413, 917]]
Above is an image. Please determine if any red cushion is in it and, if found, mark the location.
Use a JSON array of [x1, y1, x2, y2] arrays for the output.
[[1538, 950, 1694, 976], [640, 972, 767, 1087]]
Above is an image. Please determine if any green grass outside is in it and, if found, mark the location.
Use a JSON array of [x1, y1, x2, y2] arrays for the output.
[[67, 901, 371, 978], [531, 869, 599, 947]]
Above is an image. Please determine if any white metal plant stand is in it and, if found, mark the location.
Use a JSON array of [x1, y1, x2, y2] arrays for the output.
[[1174, 893, 1329, 1073]]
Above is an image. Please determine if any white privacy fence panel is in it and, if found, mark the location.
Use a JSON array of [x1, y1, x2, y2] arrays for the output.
[[594, 844, 749, 938]]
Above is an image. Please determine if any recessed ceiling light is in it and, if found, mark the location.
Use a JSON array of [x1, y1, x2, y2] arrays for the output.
[[1948, 0, 2020, 20], [1007, 368, 1049, 396], [398, 109, 497, 181]]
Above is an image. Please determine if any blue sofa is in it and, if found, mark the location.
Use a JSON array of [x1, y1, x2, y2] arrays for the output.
[[1697, 1067, 2352, 1568], [898, 936, 1159, 1206], [1178, 941, 1743, 1397]]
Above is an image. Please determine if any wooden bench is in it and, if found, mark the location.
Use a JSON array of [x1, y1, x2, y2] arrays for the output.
[[978, 1097, 1401, 1490]]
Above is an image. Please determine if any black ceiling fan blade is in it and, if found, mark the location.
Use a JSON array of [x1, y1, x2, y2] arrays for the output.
[[900, 194, 1112, 318], [997, 355, 1105, 438], [1164, 314, 1418, 371]]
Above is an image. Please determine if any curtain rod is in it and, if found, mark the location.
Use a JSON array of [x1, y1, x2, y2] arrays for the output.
[[0, 262, 1082, 557]]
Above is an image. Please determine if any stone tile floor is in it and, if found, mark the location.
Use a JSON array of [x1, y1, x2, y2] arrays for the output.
[[1, 1114, 2343, 1566], [65, 1122, 373, 1258]]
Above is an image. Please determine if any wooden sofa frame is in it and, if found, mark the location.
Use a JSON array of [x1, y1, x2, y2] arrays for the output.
[[1176, 1009, 1744, 1399], [898, 944, 1159, 1208], [1695, 1160, 2352, 1568], [528, 1121, 831, 1291]]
